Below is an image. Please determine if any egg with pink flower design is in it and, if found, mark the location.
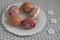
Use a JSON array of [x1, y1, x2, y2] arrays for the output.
[[21, 18, 36, 29]]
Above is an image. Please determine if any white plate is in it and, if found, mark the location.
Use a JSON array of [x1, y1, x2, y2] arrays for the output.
[[2, 2, 46, 36]]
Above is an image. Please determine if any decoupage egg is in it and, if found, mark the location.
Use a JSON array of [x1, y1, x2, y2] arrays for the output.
[[8, 15, 21, 27], [21, 2, 35, 13], [8, 6, 19, 15], [30, 8, 41, 20], [21, 18, 36, 29]]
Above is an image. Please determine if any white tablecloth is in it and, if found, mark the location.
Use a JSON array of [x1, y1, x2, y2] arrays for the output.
[[0, 0, 60, 40]]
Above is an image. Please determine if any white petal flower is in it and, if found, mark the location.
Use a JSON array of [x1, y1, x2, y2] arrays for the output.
[[50, 18, 57, 23], [47, 28, 55, 34], [48, 10, 54, 15]]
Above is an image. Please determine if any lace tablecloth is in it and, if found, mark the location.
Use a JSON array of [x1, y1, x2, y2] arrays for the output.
[[0, 0, 60, 40]]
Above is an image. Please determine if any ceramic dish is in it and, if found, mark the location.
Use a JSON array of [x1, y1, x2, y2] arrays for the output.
[[2, 2, 46, 36]]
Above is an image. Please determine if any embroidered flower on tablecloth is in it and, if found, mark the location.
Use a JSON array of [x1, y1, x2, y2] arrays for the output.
[[50, 18, 57, 24], [47, 28, 55, 34], [48, 10, 54, 15]]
